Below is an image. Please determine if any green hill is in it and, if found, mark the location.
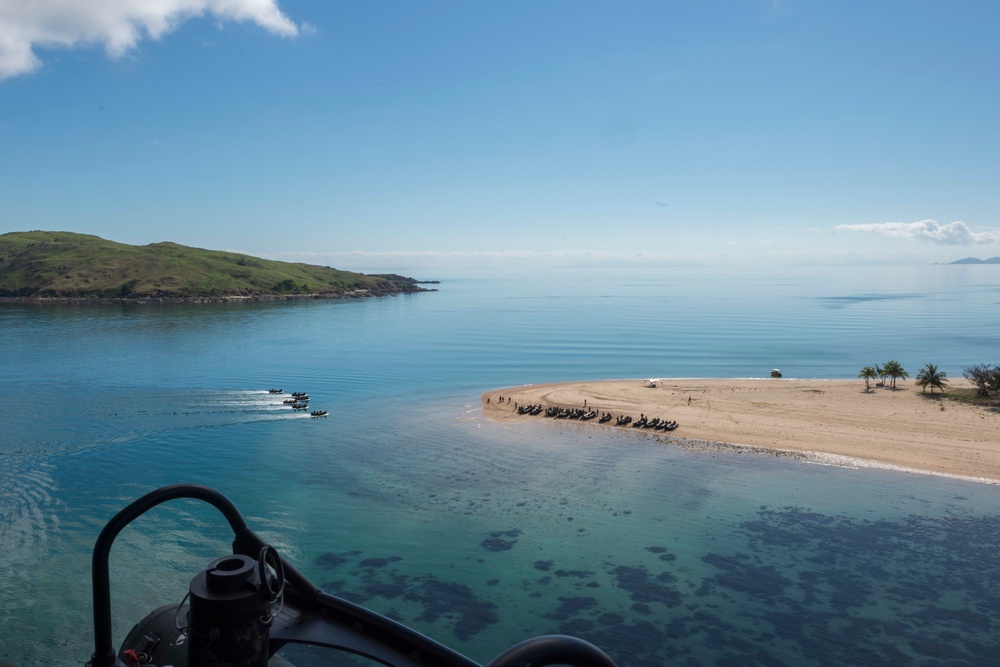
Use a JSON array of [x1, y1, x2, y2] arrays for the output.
[[0, 231, 432, 300]]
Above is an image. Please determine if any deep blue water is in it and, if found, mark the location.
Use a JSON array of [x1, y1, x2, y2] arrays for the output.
[[1, 264, 999, 666]]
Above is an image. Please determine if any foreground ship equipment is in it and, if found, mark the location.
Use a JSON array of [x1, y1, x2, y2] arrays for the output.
[[85, 484, 617, 667]]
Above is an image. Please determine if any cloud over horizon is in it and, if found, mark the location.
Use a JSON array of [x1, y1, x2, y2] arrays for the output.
[[0, 0, 299, 80], [834, 220, 999, 245]]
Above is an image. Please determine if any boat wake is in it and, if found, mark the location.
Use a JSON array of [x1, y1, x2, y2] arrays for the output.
[[1, 388, 315, 462]]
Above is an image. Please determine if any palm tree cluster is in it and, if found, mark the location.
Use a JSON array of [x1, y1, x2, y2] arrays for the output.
[[875, 360, 909, 389], [859, 361, 950, 394]]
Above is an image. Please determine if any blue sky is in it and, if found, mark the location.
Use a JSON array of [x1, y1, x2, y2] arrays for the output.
[[1, 1, 998, 271]]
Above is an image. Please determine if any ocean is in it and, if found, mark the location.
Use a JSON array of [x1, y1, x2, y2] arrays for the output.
[[1, 264, 998, 666]]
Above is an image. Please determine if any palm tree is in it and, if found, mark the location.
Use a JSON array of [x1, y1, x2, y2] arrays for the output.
[[881, 361, 895, 387], [875, 364, 886, 387], [915, 363, 949, 394], [883, 360, 908, 389], [858, 365, 877, 391]]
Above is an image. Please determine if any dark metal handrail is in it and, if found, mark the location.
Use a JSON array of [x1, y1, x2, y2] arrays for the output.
[[87, 484, 617, 667], [89, 484, 254, 667], [485, 635, 618, 667]]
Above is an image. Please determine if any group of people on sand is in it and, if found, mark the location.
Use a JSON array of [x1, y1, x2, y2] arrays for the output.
[[489, 395, 519, 410]]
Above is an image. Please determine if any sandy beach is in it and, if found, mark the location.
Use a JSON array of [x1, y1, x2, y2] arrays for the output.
[[482, 378, 1000, 483]]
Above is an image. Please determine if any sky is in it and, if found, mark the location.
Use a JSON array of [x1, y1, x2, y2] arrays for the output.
[[1, 0, 998, 271]]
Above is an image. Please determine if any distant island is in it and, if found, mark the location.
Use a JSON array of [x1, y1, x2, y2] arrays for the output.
[[949, 257, 1000, 264], [0, 231, 436, 302]]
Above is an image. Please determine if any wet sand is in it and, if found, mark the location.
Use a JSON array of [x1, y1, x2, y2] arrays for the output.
[[482, 378, 1000, 483]]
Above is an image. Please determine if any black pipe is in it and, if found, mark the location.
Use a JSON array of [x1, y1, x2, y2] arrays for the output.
[[188, 554, 271, 666]]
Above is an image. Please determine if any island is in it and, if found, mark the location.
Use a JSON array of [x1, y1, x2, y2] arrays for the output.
[[0, 231, 434, 302], [483, 378, 1000, 483]]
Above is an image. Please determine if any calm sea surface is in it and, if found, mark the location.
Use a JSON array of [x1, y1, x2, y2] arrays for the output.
[[1, 264, 999, 666]]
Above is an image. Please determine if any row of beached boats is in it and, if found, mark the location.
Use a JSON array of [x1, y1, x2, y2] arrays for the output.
[[628, 415, 679, 431], [515, 404, 678, 431], [269, 388, 327, 417]]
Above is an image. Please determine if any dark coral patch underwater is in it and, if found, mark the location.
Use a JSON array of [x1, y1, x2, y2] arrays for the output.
[[481, 528, 522, 551], [310, 507, 1000, 666], [316, 550, 499, 642]]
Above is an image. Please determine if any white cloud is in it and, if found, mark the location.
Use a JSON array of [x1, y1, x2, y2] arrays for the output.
[[834, 219, 999, 245], [0, 0, 299, 80]]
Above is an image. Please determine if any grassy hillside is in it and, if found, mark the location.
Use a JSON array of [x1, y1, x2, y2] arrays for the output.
[[0, 231, 430, 299]]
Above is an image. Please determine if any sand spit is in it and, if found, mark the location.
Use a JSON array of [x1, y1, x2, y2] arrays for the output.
[[482, 378, 1000, 483]]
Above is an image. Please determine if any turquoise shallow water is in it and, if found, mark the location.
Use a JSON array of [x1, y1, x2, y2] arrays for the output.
[[1, 264, 999, 666]]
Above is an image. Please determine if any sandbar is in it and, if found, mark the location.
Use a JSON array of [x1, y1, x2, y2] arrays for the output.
[[482, 379, 1000, 483]]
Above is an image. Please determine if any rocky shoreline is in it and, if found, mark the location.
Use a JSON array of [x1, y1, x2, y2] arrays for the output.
[[0, 285, 436, 304]]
